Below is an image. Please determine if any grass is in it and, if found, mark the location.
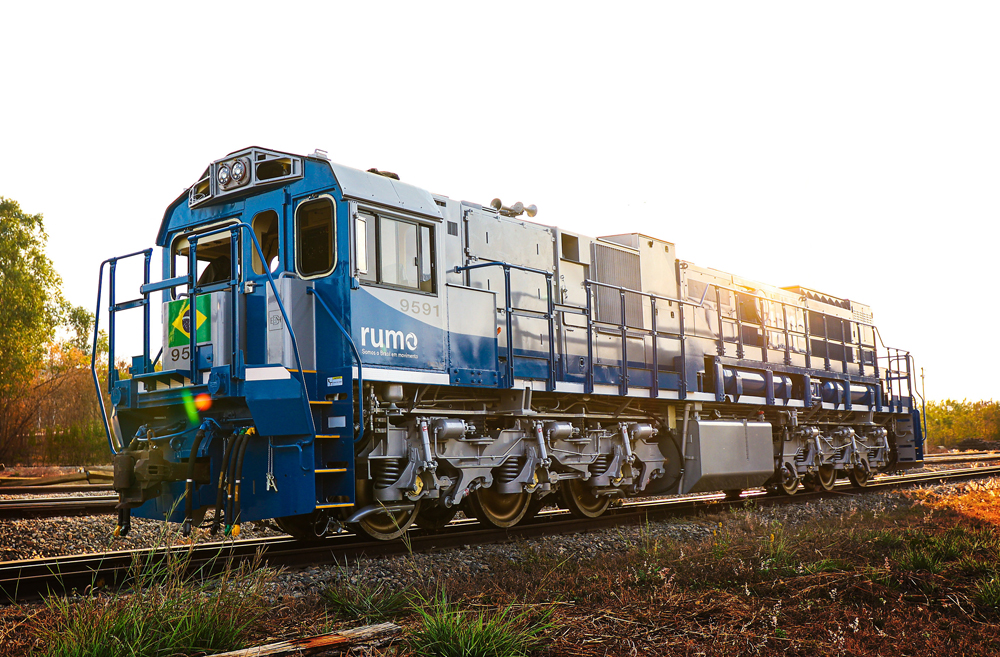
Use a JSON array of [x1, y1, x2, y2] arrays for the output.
[[319, 578, 410, 623], [975, 576, 1000, 608], [11, 479, 1000, 657], [407, 589, 552, 657], [35, 548, 274, 657]]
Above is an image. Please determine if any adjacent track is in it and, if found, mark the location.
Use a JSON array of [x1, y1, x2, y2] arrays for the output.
[[3, 464, 998, 603], [0, 495, 118, 520], [0, 454, 991, 521]]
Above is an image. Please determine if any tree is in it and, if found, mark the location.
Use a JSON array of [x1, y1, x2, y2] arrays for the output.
[[925, 399, 1000, 448], [0, 197, 87, 461]]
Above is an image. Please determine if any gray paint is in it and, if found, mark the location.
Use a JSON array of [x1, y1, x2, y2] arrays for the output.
[[328, 163, 443, 220]]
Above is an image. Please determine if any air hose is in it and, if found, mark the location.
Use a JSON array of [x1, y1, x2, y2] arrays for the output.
[[182, 427, 207, 537], [227, 428, 253, 537], [210, 432, 237, 535]]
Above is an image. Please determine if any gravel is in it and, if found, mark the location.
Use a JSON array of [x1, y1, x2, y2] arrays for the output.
[[2, 471, 996, 604]]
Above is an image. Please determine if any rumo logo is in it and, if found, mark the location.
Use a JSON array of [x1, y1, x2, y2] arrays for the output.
[[361, 327, 418, 351]]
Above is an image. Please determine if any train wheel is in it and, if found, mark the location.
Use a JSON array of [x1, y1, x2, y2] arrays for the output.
[[355, 501, 422, 540], [416, 503, 458, 532], [467, 488, 531, 528], [723, 489, 744, 501], [352, 480, 422, 540], [561, 478, 611, 519], [816, 464, 837, 492], [778, 462, 800, 496], [847, 460, 871, 488], [276, 510, 331, 539]]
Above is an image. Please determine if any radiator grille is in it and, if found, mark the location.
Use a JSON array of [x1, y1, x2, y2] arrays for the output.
[[592, 243, 643, 328]]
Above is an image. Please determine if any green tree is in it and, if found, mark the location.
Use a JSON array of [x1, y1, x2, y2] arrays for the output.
[[0, 197, 100, 462], [925, 399, 1000, 448]]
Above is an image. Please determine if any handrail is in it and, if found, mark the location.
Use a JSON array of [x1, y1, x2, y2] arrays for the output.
[[309, 288, 365, 444], [185, 222, 314, 435], [91, 249, 153, 455], [93, 222, 316, 453], [454, 260, 556, 390]]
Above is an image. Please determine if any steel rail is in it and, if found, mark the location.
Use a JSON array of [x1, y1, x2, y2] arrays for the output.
[[0, 495, 119, 520], [3, 465, 999, 603]]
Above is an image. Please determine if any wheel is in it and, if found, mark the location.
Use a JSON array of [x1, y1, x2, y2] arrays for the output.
[[723, 489, 744, 501], [847, 459, 871, 488], [355, 501, 421, 540], [276, 510, 331, 539], [778, 462, 800, 496], [353, 480, 421, 540], [816, 464, 837, 492], [467, 487, 532, 528], [560, 478, 611, 519], [416, 503, 459, 532]]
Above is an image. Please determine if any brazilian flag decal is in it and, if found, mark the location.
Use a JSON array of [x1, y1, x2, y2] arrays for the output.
[[166, 296, 211, 348]]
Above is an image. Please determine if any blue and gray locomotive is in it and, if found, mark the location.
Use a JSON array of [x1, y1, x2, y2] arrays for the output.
[[95, 146, 924, 540]]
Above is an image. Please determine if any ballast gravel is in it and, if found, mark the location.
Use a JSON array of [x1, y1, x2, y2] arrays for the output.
[[1, 460, 997, 605], [5, 474, 995, 605]]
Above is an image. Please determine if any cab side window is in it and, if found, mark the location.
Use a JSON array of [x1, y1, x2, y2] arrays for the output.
[[296, 197, 336, 278], [251, 210, 280, 275], [356, 211, 435, 293]]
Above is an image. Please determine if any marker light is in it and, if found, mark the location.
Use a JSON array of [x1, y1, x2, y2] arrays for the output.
[[217, 164, 231, 186], [231, 159, 247, 182]]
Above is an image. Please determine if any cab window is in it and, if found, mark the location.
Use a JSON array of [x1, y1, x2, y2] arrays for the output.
[[356, 211, 434, 293], [172, 227, 239, 294], [295, 197, 336, 278], [251, 210, 280, 275]]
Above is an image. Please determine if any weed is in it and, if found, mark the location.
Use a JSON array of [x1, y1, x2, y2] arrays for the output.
[[320, 578, 410, 622], [975, 576, 1000, 608], [868, 529, 904, 549], [36, 545, 273, 657], [958, 556, 997, 577], [803, 558, 850, 574], [407, 589, 553, 657], [895, 545, 943, 573]]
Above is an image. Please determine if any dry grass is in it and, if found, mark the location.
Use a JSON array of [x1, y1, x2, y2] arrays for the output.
[[5, 481, 1000, 655]]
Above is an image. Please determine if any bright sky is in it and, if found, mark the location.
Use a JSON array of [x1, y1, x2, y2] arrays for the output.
[[2, 2, 996, 403]]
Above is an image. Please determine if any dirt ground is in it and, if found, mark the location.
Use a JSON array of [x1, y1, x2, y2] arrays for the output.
[[4, 481, 1000, 656]]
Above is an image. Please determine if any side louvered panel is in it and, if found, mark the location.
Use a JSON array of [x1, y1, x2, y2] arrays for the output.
[[592, 242, 643, 329]]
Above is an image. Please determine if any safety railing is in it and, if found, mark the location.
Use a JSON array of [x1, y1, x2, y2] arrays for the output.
[[454, 261, 556, 390], [581, 276, 914, 411], [582, 279, 708, 397], [92, 223, 313, 454], [91, 248, 153, 454]]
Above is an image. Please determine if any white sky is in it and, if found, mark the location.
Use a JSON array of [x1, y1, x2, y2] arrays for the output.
[[2, 2, 996, 403]]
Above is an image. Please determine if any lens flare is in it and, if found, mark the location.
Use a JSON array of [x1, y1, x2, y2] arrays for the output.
[[194, 393, 213, 412], [180, 389, 200, 425]]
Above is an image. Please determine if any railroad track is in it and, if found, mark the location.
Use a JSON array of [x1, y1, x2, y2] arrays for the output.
[[0, 453, 989, 522], [0, 495, 119, 520], [3, 464, 998, 603]]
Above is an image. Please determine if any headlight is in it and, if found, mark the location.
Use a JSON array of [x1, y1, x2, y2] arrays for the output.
[[231, 159, 247, 183], [217, 164, 231, 186]]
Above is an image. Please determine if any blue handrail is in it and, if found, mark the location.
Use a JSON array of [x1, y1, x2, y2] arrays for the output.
[[309, 288, 365, 444], [92, 222, 316, 454], [91, 248, 152, 455]]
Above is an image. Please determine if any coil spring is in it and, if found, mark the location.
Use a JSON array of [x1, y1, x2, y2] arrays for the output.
[[590, 454, 611, 476], [372, 458, 404, 489], [495, 457, 522, 484]]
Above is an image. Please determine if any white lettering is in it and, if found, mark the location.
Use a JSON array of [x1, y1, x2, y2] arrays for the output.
[[361, 326, 419, 354], [385, 330, 404, 350]]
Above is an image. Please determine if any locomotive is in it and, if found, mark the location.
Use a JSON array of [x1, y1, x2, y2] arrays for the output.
[[94, 146, 924, 540]]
